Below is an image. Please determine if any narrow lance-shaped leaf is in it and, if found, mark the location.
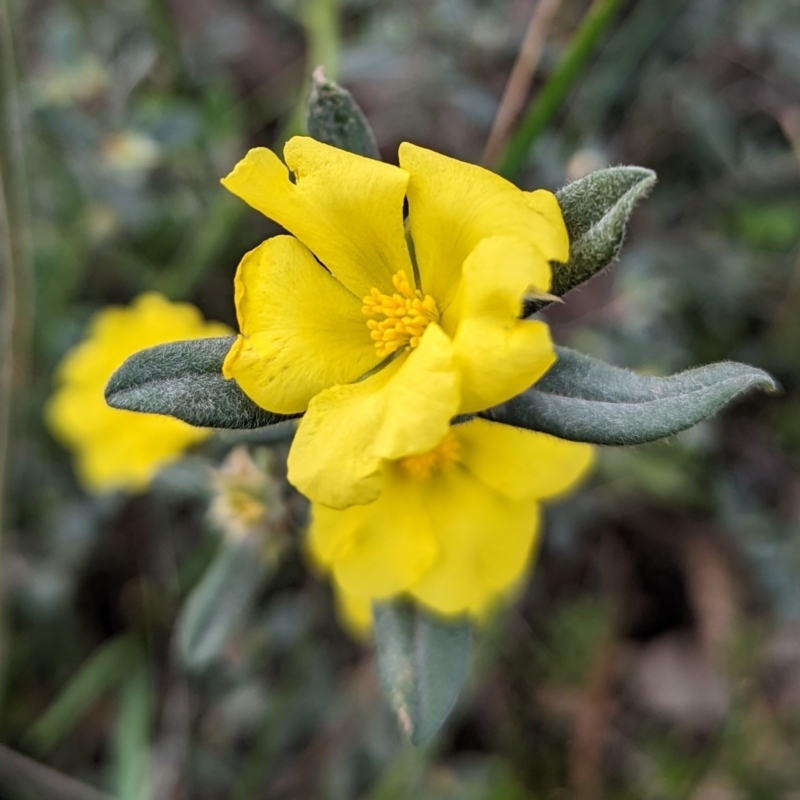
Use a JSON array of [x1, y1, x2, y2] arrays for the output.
[[305, 67, 380, 160], [526, 166, 656, 315], [481, 347, 778, 445], [105, 337, 293, 430], [25, 636, 140, 755], [176, 535, 269, 672], [112, 663, 151, 800], [373, 601, 471, 745]]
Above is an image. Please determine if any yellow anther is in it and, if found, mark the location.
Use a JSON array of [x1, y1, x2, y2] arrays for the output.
[[362, 270, 440, 358], [399, 432, 461, 479]]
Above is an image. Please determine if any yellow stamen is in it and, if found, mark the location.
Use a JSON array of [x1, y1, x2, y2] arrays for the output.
[[399, 431, 461, 480], [362, 270, 440, 358]]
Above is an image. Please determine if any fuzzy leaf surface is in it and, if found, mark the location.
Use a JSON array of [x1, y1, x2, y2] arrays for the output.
[[373, 601, 470, 745], [305, 67, 380, 159], [482, 347, 778, 445], [526, 166, 656, 314], [105, 336, 290, 429]]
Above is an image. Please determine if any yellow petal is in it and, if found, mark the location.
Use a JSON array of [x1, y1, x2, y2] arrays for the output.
[[309, 481, 438, 600], [287, 323, 460, 509], [408, 468, 540, 618], [334, 588, 373, 639], [75, 412, 208, 492], [525, 188, 570, 260], [307, 520, 375, 639], [399, 143, 567, 311], [455, 419, 595, 501], [446, 235, 557, 413], [443, 234, 552, 328], [306, 499, 369, 569], [222, 236, 379, 414], [221, 137, 413, 298], [46, 293, 230, 494], [453, 319, 555, 414]]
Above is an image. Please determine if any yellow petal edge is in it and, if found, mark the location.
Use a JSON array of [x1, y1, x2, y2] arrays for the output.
[[46, 293, 231, 493]]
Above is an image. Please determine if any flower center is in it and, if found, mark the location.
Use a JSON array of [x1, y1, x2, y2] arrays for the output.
[[399, 431, 461, 480], [362, 270, 439, 358]]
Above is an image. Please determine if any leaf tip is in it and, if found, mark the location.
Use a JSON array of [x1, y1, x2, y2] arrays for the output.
[[304, 71, 380, 160], [104, 363, 129, 407], [628, 165, 658, 199], [753, 372, 781, 396]]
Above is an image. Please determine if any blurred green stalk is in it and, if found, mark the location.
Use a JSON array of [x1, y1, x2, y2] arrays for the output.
[[155, 192, 245, 299], [0, 0, 33, 706], [278, 0, 340, 145], [113, 664, 152, 800], [496, 0, 624, 180], [306, 0, 339, 82], [25, 637, 142, 755]]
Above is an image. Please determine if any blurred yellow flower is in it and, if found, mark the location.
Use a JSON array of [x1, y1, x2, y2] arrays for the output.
[[221, 137, 568, 509], [47, 293, 231, 493], [308, 419, 594, 628]]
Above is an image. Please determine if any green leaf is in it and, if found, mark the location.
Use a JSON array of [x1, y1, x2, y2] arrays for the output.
[[305, 67, 380, 159], [481, 347, 778, 445], [25, 636, 140, 755], [373, 601, 471, 745], [112, 663, 151, 800], [526, 166, 656, 315], [495, 0, 624, 179], [105, 336, 292, 430], [176, 536, 269, 672]]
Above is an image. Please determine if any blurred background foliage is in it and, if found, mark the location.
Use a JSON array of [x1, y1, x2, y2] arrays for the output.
[[2, 0, 800, 797]]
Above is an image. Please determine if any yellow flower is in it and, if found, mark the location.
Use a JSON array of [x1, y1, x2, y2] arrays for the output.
[[307, 419, 594, 626], [221, 137, 568, 509], [47, 293, 231, 493]]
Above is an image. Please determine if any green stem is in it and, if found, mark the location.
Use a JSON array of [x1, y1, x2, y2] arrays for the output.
[[153, 192, 244, 298], [0, 132, 14, 717], [112, 660, 152, 800], [305, 0, 339, 82], [496, 0, 624, 180], [0, 0, 33, 706], [277, 0, 340, 145], [145, 0, 185, 79]]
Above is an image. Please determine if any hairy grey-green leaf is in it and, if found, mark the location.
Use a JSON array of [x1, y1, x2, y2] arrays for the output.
[[105, 337, 290, 430], [481, 347, 778, 445], [176, 536, 268, 672], [305, 67, 380, 159], [526, 166, 656, 315], [373, 601, 470, 745]]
